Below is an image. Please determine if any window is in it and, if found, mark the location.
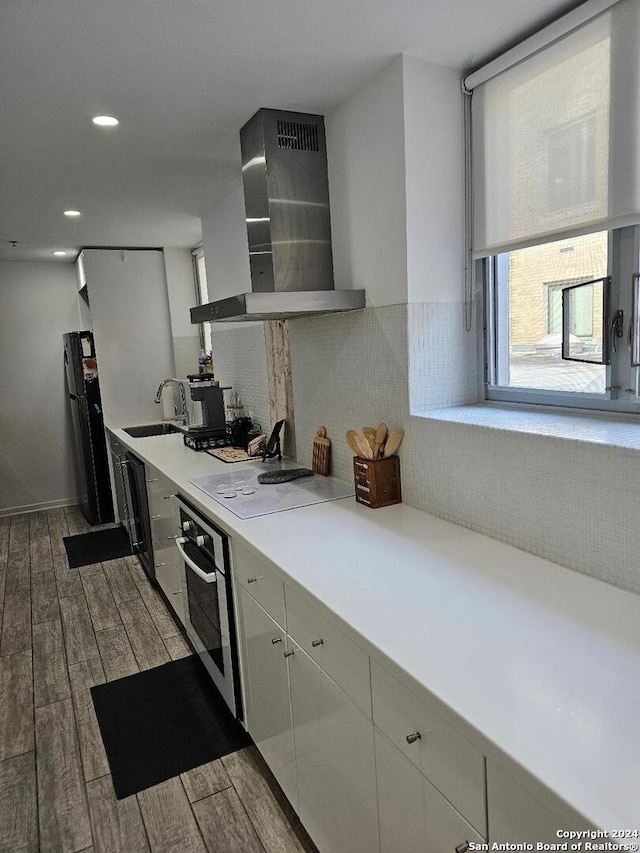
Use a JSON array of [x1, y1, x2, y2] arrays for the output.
[[485, 227, 640, 411], [547, 281, 594, 338], [469, 0, 640, 413], [192, 249, 212, 356]]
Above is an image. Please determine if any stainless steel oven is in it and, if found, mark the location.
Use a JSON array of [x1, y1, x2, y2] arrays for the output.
[[175, 496, 242, 720]]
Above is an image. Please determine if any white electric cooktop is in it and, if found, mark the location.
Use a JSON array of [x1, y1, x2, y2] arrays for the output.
[[189, 466, 354, 519]]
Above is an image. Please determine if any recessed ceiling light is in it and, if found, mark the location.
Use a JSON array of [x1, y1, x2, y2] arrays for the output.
[[92, 115, 119, 127], [64, 210, 82, 217], [52, 251, 67, 256]]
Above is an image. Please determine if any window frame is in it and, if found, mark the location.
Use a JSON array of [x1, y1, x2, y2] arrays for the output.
[[483, 225, 640, 415], [192, 247, 212, 356]]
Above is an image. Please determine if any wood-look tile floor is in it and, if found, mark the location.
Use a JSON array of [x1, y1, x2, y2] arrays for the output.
[[0, 507, 315, 853]]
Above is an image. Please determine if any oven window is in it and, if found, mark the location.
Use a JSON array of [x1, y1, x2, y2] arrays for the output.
[[186, 569, 224, 674]]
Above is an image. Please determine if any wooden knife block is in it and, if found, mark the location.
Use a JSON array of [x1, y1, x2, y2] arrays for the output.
[[353, 456, 401, 509]]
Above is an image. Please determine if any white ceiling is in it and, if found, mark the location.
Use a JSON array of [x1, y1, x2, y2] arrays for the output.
[[0, 0, 584, 263]]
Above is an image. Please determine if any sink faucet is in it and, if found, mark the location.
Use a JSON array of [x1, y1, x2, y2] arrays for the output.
[[154, 379, 189, 425]]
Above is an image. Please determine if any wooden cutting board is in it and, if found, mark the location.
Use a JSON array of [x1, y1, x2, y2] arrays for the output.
[[312, 426, 331, 475]]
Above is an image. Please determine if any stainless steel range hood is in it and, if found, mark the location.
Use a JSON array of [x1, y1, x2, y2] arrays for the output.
[[190, 108, 365, 323]]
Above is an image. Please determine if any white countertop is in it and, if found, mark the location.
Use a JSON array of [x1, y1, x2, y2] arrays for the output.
[[109, 422, 640, 832]]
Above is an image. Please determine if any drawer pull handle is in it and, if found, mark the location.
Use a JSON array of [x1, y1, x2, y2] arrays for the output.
[[155, 562, 167, 568], [311, 638, 324, 647], [147, 478, 159, 483], [172, 589, 183, 595], [405, 732, 422, 745], [271, 637, 283, 644], [455, 843, 470, 853], [150, 514, 162, 520], [283, 650, 295, 658], [163, 494, 177, 500], [246, 576, 263, 584]]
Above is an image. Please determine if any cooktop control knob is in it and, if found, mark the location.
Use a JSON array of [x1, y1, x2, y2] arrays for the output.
[[196, 534, 207, 547], [176, 536, 188, 545], [182, 520, 193, 532]]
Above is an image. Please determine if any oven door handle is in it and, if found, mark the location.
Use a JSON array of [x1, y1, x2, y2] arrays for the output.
[[176, 538, 218, 584]]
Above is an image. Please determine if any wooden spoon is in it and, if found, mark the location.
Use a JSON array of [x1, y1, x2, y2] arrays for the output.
[[372, 423, 387, 458], [362, 426, 377, 454], [382, 429, 404, 457], [345, 429, 373, 459]]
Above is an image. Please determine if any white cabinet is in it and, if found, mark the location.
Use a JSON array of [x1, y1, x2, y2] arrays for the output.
[[237, 586, 297, 809], [375, 728, 482, 853], [487, 761, 592, 844], [288, 639, 379, 853], [234, 557, 378, 853], [146, 464, 184, 624], [234, 541, 286, 628], [234, 547, 602, 853], [285, 584, 371, 717], [153, 544, 185, 624], [371, 659, 486, 837]]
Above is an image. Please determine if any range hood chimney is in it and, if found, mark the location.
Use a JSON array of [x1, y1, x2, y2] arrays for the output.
[[190, 108, 365, 323]]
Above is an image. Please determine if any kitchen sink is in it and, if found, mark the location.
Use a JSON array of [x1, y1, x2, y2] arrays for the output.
[[123, 423, 181, 438]]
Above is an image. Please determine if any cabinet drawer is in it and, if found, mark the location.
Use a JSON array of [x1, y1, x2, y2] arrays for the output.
[[285, 585, 371, 717], [153, 539, 185, 624], [233, 542, 285, 628], [146, 471, 178, 519], [150, 510, 177, 550], [375, 728, 483, 853], [288, 640, 379, 853], [237, 588, 297, 810], [371, 659, 486, 838]]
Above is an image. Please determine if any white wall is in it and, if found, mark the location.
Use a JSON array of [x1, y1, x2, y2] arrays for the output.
[[0, 261, 82, 514], [201, 185, 251, 301], [326, 56, 408, 306], [403, 55, 465, 304], [84, 249, 175, 424], [288, 52, 640, 596], [163, 247, 201, 379]]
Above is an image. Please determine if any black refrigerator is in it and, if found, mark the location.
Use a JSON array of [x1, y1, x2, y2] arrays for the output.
[[63, 331, 114, 525]]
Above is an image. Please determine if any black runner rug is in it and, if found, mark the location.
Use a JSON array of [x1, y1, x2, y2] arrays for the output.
[[63, 527, 132, 568], [91, 654, 251, 798]]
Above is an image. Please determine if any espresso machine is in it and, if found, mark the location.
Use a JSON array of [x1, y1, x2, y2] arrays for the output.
[[183, 376, 231, 450]]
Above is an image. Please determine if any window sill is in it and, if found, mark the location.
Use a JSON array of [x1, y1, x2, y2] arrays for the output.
[[413, 401, 640, 451]]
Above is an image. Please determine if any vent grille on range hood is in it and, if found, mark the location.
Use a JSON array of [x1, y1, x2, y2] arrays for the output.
[[190, 108, 365, 324]]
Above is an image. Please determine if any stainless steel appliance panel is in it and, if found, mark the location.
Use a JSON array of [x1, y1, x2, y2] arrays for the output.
[[125, 452, 154, 581], [63, 331, 114, 525], [175, 497, 242, 719], [242, 109, 334, 294]]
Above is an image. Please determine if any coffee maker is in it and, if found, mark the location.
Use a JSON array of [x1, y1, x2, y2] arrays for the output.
[[186, 376, 230, 436]]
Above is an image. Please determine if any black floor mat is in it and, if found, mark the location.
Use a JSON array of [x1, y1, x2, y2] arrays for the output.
[[91, 654, 251, 799], [63, 527, 132, 568]]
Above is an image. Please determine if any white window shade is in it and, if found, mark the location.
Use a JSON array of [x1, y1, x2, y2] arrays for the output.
[[472, 0, 640, 258]]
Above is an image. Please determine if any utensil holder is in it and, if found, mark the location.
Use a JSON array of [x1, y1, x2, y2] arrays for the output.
[[353, 456, 401, 509]]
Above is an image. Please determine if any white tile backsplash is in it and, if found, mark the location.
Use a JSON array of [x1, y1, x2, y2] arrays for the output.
[[288, 303, 640, 596], [289, 305, 410, 482], [408, 302, 479, 411], [206, 302, 640, 595], [210, 324, 271, 433]]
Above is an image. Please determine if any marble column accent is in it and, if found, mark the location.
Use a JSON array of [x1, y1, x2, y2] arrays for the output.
[[264, 320, 296, 459]]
